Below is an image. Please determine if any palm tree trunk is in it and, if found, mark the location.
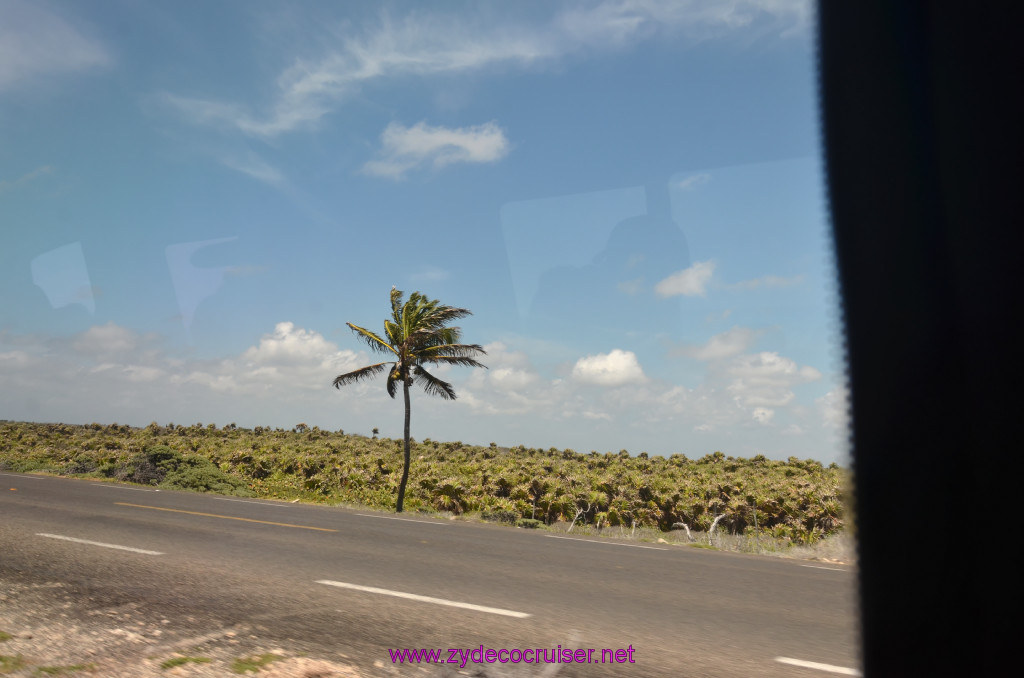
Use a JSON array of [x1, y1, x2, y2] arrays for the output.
[[397, 378, 412, 512]]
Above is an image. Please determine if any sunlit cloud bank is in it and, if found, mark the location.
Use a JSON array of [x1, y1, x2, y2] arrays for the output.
[[571, 349, 647, 386], [672, 326, 761, 360], [0, 316, 843, 463], [0, 322, 371, 428]]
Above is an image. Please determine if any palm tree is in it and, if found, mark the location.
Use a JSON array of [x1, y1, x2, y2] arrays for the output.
[[332, 287, 486, 512]]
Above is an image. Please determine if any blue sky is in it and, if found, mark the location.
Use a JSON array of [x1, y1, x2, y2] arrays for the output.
[[0, 0, 850, 464]]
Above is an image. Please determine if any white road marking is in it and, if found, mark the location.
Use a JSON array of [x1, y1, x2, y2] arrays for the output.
[[545, 535, 668, 550], [775, 657, 861, 675], [36, 533, 163, 555], [93, 484, 155, 492], [315, 580, 530, 618], [355, 513, 448, 525], [800, 565, 847, 572]]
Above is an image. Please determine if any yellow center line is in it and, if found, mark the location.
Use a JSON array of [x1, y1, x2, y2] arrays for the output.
[[114, 502, 337, 532]]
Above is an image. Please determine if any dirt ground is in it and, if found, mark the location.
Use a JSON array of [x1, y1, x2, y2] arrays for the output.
[[0, 574, 371, 678]]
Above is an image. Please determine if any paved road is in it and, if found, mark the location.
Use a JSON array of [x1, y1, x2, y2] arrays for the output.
[[0, 472, 859, 677]]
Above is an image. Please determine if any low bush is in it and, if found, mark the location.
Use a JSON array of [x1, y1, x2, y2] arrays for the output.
[[160, 465, 252, 496], [481, 509, 521, 525]]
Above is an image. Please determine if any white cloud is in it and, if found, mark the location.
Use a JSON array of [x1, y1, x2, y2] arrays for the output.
[[728, 274, 804, 290], [218, 152, 286, 186], [676, 173, 710, 191], [200, 322, 364, 394], [123, 365, 166, 383], [409, 266, 451, 283], [242, 322, 350, 368], [4, 322, 364, 411], [705, 309, 733, 323], [160, 14, 551, 137], [73, 323, 139, 356], [0, 350, 34, 369], [752, 407, 774, 425], [160, 94, 254, 133], [676, 326, 759, 361], [572, 349, 646, 386], [479, 342, 532, 369], [462, 341, 543, 403], [160, 2, 807, 137], [617, 277, 644, 296], [725, 351, 821, 408], [817, 385, 849, 430], [362, 121, 510, 179], [0, 166, 54, 193], [655, 260, 715, 297], [728, 351, 819, 380], [556, 0, 808, 47], [489, 367, 538, 391], [0, 0, 110, 92]]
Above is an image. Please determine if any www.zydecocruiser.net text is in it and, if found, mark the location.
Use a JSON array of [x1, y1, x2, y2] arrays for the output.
[[389, 645, 637, 668]]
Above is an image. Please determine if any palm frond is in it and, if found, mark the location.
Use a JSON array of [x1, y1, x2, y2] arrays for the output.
[[413, 365, 456, 400], [333, 362, 392, 388], [384, 319, 402, 347], [402, 293, 436, 339], [419, 355, 487, 369], [418, 342, 486, 359], [408, 326, 461, 347], [347, 323, 398, 356], [420, 306, 472, 329], [390, 286, 404, 319]]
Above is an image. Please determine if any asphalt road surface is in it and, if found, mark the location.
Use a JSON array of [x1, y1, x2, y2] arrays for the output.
[[0, 472, 859, 677]]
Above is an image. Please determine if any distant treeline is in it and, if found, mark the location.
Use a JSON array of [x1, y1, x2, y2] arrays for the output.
[[0, 421, 847, 544]]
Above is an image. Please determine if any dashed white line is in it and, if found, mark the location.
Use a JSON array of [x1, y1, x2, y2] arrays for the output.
[[355, 513, 448, 525], [775, 657, 861, 675], [93, 484, 157, 492], [316, 580, 530, 618], [800, 565, 847, 572], [545, 535, 668, 550], [36, 533, 163, 555]]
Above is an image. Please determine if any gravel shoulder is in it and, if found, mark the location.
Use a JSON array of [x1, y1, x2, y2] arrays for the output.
[[0, 572, 366, 678]]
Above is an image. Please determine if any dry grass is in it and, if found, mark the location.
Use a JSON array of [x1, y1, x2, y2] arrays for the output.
[[538, 518, 856, 564]]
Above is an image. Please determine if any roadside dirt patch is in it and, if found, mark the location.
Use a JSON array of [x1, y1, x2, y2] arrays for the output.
[[0, 575, 366, 677]]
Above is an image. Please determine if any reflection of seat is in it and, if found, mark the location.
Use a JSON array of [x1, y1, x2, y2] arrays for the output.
[[528, 213, 690, 336]]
